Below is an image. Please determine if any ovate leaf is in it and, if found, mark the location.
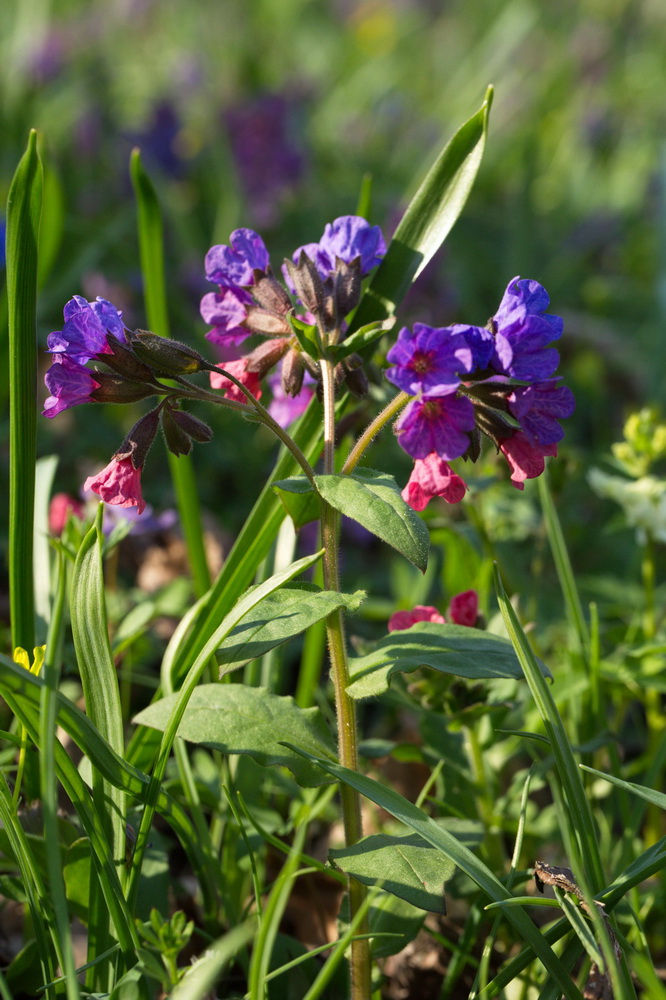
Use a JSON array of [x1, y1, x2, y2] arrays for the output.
[[347, 623, 549, 700], [216, 585, 365, 673], [330, 832, 454, 913], [314, 468, 429, 572], [134, 686, 337, 787], [273, 476, 321, 529]]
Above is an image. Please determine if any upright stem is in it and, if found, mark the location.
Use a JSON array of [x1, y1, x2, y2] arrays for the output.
[[319, 358, 371, 1000]]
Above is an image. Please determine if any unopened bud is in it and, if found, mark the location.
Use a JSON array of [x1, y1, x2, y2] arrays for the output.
[[129, 331, 208, 376], [243, 306, 292, 336], [284, 252, 326, 317], [162, 406, 193, 457], [99, 334, 155, 380], [281, 349, 305, 396], [91, 372, 160, 404], [342, 354, 368, 398], [251, 272, 293, 314], [333, 257, 362, 317], [244, 338, 290, 377], [116, 407, 162, 469]]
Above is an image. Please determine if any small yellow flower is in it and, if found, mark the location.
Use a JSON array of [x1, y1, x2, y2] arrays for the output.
[[12, 645, 46, 677]]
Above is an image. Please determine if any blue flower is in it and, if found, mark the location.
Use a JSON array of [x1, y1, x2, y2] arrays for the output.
[[47, 296, 127, 365], [205, 229, 270, 288], [490, 276, 563, 381], [43, 355, 101, 417], [395, 394, 476, 461], [508, 380, 575, 447], [289, 215, 386, 283], [385, 323, 476, 397]]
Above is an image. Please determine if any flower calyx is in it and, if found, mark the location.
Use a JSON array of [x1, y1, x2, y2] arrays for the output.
[[129, 331, 209, 377], [162, 404, 213, 457]]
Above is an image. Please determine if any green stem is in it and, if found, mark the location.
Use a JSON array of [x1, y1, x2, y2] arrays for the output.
[[319, 358, 371, 1000], [342, 391, 409, 474], [641, 534, 655, 641]]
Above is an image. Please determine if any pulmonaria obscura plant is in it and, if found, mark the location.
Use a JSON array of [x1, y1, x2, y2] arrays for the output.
[[44, 219, 573, 513], [40, 128, 575, 996]]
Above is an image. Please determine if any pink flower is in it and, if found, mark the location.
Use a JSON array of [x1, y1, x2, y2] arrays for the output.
[[500, 432, 557, 490], [84, 457, 146, 514], [49, 493, 84, 534], [448, 590, 478, 627], [388, 605, 446, 632], [401, 452, 468, 511], [209, 359, 262, 403]]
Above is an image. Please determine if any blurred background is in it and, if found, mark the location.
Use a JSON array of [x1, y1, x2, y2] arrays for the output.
[[2, 0, 666, 610]]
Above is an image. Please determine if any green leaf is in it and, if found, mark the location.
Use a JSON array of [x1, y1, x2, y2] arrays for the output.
[[352, 87, 493, 331], [6, 129, 43, 651], [282, 746, 585, 1000], [288, 314, 321, 359], [170, 922, 256, 1000], [216, 585, 365, 673], [330, 832, 454, 913], [273, 476, 321, 529], [134, 685, 336, 787], [314, 468, 429, 572], [347, 623, 547, 700], [580, 765, 666, 811], [328, 319, 396, 362], [368, 893, 425, 959]]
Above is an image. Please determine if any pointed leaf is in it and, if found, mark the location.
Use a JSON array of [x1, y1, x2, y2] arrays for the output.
[[347, 623, 548, 700], [216, 585, 365, 672], [134, 686, 336, 787], [330, 833, 454, 913], [314, 468, 429, 571], [352, 88, 493, 330]]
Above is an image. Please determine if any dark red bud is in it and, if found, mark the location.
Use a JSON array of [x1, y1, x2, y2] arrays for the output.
[[116, 407, 162, 469], [244, 338, 291, 377], [98, 334, 155, 380], [281, 349, 305, 396], [170, 408, 213, 443], [243, 305, 292, 336], [162, 406, 193, 457], [284, 252, 326, 317], [90, 372, 160, 404], [333, 256, 362, 317]]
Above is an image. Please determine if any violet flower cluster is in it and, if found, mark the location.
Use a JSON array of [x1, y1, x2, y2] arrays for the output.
[[385, 277, 575, 509], [200, 214, 386, 423]]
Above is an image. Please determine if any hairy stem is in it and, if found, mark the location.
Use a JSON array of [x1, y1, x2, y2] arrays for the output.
[[342, 390, 410, 474], [319, 358, 371, 1000]]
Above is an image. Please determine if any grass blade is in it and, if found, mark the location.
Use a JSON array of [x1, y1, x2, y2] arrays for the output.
[[6, 129, 43, 651], [130, 147, 211, 598]]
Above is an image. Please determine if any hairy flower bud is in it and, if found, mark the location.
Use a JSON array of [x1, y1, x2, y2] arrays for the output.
[[116, 407, 162, 469], [90, 372, 161, 404], [333, 256, 362, 317], [244, 337, 291, 377], [129, 331, 208, 376], [251, 272, 293, 314], [284, 252, 327, 318], [342, 353, 368, 398], [243, 305, 292, 336], [281, 348, 305, 397], [97, 334, 155, 381], [170, 408, 213, 443]]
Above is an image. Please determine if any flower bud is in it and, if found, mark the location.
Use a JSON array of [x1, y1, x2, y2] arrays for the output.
[[90, 372, 161, 404], [281, 348, 305, 397], [283, 252, 326, 317], [243, 306, 292, 336], [251, 272, 293, 314], [97, 334, 155, 381], [333, 257, 362, 317], [342, 354, 368, 398], [244, 338, 291, 377], [162, 406, 193, 457], [170, 408, 213, 443], [116, 407, 161, 469], [129, 331, 208, 376]]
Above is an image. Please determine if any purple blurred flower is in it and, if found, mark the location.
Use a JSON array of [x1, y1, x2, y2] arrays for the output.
[[205, 229, 270, 288], [395, 394, 476, 461], [508, 380, 576, 447], [226, 94, 305, 228], [200, 287, 253, 347], [385, 323, 477, 397], [490, 276, 563, 381], [267, 368, 315, 427], [47, 295, 127, 364], [43, 355, 101, 418]]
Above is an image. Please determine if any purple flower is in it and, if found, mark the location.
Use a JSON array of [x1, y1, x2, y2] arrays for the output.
[[490, 276, 563, 381], [43, 355, 101, 418], [508, 380, 576, 447], [200, 287, 253, 347], [47, 296, 127, 364], [385, 323, 478, 397], [289, 215, 386, 284], [395, 394, 476, 461], [204, 229, 270, 288]]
